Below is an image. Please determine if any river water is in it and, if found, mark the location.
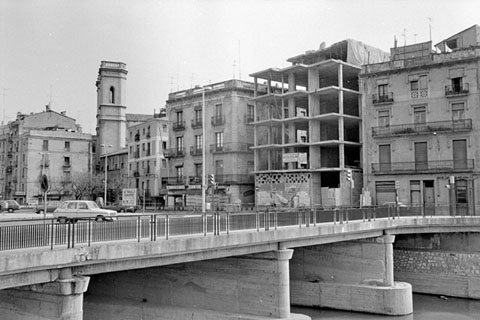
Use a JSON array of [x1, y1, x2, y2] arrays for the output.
[[292, 294, 480, 320]]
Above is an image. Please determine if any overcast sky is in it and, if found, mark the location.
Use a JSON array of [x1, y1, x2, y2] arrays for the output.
[[1, 0, 479, 134]]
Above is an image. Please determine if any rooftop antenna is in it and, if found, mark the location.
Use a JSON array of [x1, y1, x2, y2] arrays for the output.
[[169, 76, 174, 93], [414, 33, 418, 43], [232, 60, 237, 79], [428, 17, 432, 42], [402, 28, 407, 46], [238, 40, 242, 80]]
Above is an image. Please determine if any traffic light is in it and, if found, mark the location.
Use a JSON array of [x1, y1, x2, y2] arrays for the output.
[[208, 174, 215, 186], [345, 169, 352, 182]]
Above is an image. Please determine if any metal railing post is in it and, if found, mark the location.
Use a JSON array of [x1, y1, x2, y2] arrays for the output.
[[88, 219, 91, 247], [50, 219, 54, 250], [137, 216, 141, 243], [165, 214, 169, 240]]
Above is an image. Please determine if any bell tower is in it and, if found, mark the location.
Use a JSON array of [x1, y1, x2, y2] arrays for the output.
[[95, 61, 128, 159]]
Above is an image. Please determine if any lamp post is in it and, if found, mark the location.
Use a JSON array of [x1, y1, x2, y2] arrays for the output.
[[199, 85, 211, 214], [101, 144, 112, 206]]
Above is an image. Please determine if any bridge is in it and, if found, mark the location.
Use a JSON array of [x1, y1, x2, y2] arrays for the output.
[[1, 207, 480, 320]]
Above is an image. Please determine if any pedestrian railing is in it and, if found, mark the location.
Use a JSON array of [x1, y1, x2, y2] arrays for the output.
[[0, 205, 469, 252]]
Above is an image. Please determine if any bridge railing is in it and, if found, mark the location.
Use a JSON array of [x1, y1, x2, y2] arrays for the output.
[[0, 205, 469, 252]]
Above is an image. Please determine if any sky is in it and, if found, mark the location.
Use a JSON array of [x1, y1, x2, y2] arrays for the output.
[[1, 0, 480, 134]]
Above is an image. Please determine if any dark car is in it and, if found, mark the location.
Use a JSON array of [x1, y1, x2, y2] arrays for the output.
[[0, 200, 21, 212], [105, 203, 137, 213], [34, 202, 59, 214]]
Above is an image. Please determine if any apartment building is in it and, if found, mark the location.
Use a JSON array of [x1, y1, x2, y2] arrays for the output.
[[127, 114, 169, 204], [164, 80, 255, 209], [250, 40, 388, 208], [360, 25, 480, 215], [0, 107, 92, 204]]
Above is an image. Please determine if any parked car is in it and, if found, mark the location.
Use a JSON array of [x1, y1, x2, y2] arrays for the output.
[[53, 200, 117, 222], [105, 202, 138, 213], [34, 202, 60, 214], [0, 200, 20, 212]]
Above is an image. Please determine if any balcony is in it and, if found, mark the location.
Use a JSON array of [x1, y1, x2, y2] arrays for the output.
[[371, 159, 474, 174], [190, 146, 202, 156], [372, 119, 472, 137], [133, 151, 140, 159], [172, 121, 186, 131], [163, 176, 186, 185], [63, 162, 71, 167], [445, 83, 469, 97], [210, 143, 253, 153], [372, 92, 394, 105], [245, 114, 255, 124], [411, 89, 428, 99], [211, 115, 226, 126], [134, 134, 140, 141], [188, 176, 202, 185], [163, 148, 185, 158], [133, 171, 140, 177], [191, 119, 202, 129]]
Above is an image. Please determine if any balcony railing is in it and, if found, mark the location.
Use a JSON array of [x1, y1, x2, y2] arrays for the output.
[[372, 159, 474, 174], [188, 176, 202, 185], [162, 176, 186, 185], [411, 88, 428, 99], [211, 115, 226, 126], [245, 114, 255, 124], [163, 148, 185, 158], [63, 162, 71, 167], [191, 119, 202, 129], [445, 83, 469, 97], [133, 171, 140, 177], [190, 146, 202, 156], [172, 121, 186, 131], [209, 143, 253, 153], [372, 119, 472, 137], [372, 92, 394, 105], [134, 134, 140, 141]]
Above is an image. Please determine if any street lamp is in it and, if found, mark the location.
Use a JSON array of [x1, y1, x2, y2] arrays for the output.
[[101, 144, 112, 206], [198, 85, 212, 214]]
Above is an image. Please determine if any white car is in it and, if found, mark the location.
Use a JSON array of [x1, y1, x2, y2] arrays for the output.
[[53, 200, 117, 222]]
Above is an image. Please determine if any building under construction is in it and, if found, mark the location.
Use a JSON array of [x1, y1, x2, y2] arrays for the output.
[[250, 39, 388, 208]]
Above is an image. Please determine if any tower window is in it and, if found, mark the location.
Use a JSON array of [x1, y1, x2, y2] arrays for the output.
[[109, 87, 115, 104]]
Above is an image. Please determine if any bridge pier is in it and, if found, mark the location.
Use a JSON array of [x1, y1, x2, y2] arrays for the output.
[[0, 268, 90, 320], [290, 235, 412, 315], [84, 249, 309, 319]]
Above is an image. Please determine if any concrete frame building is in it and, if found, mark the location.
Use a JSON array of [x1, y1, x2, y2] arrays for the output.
[[164, 80, 256, 209], [0, 107, 92, 204], [360, 25, 480, 215], [250, 40, 388, 208]]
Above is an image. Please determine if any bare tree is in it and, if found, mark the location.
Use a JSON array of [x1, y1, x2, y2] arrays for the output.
[[71, 172, 103, 200]]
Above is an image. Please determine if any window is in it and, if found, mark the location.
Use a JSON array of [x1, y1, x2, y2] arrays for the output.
[[195, 109, 202, 123], [451, 77, 463, 93], [176, 136, 184, 151], [410, 75, 427, 98], [452, 102, 465, 121], [413, 106, 426, 124], [446, 38, 458, 50], [42, 140, 48, 151], [195, 135, 203, 150], [215, 132, 223, 147], [162, 159, 167, 168], [162, 124, 167, 133], [64, 156, 70, 165], [65, 141, 70, 151], [142, 128, 145, 136], [176, 111, 183, 124], [379, 144, 391, 172], [215, 104, 223, 117], [195, 163, 202, 178], [162, 141, 167, 150], [247, 104, 254, 122], [109, 87, 115, 104], [176, 166, 184, 178], [378, 84, 388, 97], [378, 110, 390, 127]]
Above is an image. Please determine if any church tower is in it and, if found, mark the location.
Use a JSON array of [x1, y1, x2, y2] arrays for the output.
[[95, 61, 128, 158]]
